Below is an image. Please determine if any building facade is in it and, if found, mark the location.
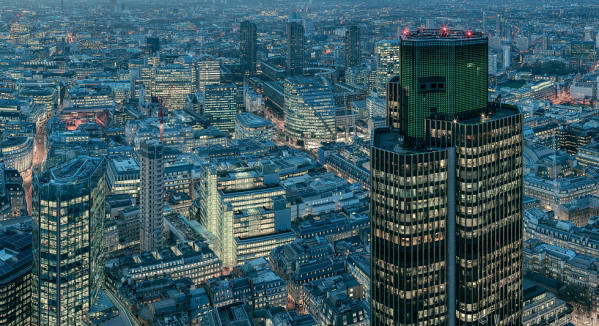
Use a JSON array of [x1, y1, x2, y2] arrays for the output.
[[32, 157, 106, 325], [284, 76, 336, 149], [240, 21, 257, 75], [345, 25, 361, 67], [0, 226, 32, 326], [204, 83, 238, 133], [139, 140, 164, 251], [287, 21, 305, 76], [371, 29, 523, 326]]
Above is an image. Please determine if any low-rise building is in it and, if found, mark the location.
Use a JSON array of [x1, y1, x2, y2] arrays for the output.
[[235, 112, 273, 140], [522, 279, 572, 326], [122, 241, 221, 286]]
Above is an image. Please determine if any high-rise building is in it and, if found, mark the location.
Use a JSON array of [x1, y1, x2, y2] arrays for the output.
[[154, 64, 194, 110], [503, 44, 511, 70], [32, 157, 106, 325], [0, 223, 32, 326], [375, 39, 401, 98], [371, 29, 523, 325], [240, 21, 257, 75], [145, 37, 160, 56], [345, 25, 361, 67], [139, 140, 164, 252], [204, 83, 238, 132], [198, 58, 221, 92], [489, 53, 498, 75], [396, 29, 488, 142], [286, 21, 305, 76], [284, 76, 336, 148]]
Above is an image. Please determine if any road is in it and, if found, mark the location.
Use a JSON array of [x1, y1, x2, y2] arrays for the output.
[[104, 287, 136, 326]]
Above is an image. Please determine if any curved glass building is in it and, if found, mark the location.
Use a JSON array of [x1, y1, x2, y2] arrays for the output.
[[32, 156, 106, 325], [284, 76, 336, 149]]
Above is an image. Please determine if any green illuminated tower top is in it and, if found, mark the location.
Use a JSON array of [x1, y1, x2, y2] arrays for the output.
[[396, 28, 488, 142]]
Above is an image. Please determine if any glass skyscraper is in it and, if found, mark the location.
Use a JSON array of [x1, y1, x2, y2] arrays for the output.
[[204, 83, 238, 133], [371, 29, 523, 326], [397, 29, 488, 143], [240, 21, 257, 75], [375, 39, 401, 98], [286, 21, 305, 76], [284, 76, 336, 149], [345, 25, 361, 67], [32, 156, 106, 325]]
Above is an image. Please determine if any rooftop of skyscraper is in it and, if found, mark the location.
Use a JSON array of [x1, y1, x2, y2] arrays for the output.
[[402, 28, 486, 41], [48, 156, 102, 183]]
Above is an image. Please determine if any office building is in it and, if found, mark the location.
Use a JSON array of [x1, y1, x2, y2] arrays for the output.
[[204, 83, 238, 133], [154, 64, 194, 110], [198, 58, 221, 92], [375, 39, 400, 98], [522, 280, 572, 326], [139, 140, 164, 251], [371, 29, 523, 325], [489, 53, 498, 75], [32, 157, 106, 325], [287, 21, 305, 76], [503, 44, 511, 70], [106, 157, 140, 199], [0, 224, 32, 326], [234, 112, 273, 140], [124, 241, 221, 285], [394, 29, 488, 142], [284, 76, 336, 148], [240, 21, 257, 75], [345, 25, 361, 67]]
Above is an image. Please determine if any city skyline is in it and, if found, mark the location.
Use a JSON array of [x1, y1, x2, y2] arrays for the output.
[[1, 1, 599, 325]]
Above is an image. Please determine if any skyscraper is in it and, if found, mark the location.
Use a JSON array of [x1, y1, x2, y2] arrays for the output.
[[345, 25, 361, 67], [284, 76, 336, 148], [240, 21, 257, 75], [198, 57, 221, 92], [204, 83, 238, 132], [286, 21, 305, 76], [0, 224, 32, 326], [503, 44, 511, 70], [371, 29, 523, 325], [375, 39, 401, 98], [139, 140, 164, 252], [32, 156, 106, 325]]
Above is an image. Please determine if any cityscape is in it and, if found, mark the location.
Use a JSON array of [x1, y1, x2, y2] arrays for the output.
[[2, 0, 599, 325]]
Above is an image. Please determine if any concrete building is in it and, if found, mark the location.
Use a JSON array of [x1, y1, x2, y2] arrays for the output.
[[139, 140, 164, 251]]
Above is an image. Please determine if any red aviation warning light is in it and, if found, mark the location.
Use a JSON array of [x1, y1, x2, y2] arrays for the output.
[[466, 31, 472, 37], [441, 26, 448, 36], [403, 28, 409, 36]]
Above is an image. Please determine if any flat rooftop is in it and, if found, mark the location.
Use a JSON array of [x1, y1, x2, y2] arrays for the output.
[[402, 28, 486, 41], [110, 157, 140, 174], [236, 112, 272, 129]]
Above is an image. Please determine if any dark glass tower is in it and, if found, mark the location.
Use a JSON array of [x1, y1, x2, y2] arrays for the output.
[[345, 25, 361, 67], [240, 21, 257, 75], [286, 21, 305, 76], [371, 29, 523, 326], [397, 29, 488, 143]]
